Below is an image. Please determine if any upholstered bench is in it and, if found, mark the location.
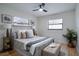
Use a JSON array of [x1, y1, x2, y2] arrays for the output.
[[42, 43, 61, 56]]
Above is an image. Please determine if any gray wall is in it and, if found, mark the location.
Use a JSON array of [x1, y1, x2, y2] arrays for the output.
[[37, 10, 76, 44], [0, 4, 77, 51], [0, 8, 37, 51], [76, 4, 79, 54], [0, 9, 37, 28]]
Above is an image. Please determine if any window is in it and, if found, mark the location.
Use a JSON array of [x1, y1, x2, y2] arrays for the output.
[[48, 19, 63, 29]]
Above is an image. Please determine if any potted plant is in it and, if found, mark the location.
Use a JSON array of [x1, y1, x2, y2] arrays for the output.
[[63, 29, 77, 48]]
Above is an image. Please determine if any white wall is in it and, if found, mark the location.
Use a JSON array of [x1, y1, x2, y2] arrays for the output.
[[0, 9, 37, 28], [37, 10, 76, 44], [0, 4, 77, 51], [76, 4, 79, 53], [0, 7, 37, 51], [0, 7, 37, 30]]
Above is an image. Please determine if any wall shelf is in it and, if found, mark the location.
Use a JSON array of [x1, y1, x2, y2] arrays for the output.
[[12, 24, 32, 27]]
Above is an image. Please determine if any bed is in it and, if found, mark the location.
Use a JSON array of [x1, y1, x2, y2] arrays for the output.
[[14, 36, 53, 56], [12, 26, 54, 56]]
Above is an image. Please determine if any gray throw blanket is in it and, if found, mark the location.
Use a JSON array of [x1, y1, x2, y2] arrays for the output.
[[26, 37, 49, 51]]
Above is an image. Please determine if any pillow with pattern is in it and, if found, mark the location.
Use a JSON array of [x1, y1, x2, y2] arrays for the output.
[[18, 30, 27, 39]]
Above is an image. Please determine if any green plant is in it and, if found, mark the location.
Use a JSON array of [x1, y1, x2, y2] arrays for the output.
[[63, 29, 77, 44]]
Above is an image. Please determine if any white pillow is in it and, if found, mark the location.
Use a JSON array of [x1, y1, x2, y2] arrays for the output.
[[26, 30, 34, 38]]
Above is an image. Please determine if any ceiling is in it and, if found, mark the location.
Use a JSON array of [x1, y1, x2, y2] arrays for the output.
[[0, 3, 76, 17]]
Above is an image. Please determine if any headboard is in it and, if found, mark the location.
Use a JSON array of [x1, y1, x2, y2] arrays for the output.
[[12, 25, 33, 32]]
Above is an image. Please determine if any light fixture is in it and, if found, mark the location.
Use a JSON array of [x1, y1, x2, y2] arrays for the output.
[[39, 8, 43, 11]]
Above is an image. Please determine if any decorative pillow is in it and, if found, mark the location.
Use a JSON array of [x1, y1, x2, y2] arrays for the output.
[[12, 32, 18, 39], [20, 32, 23, 39], [15, 32, 18, 39], [20, 32, 27, 39], [18, 30, 34, 38], [26, 30, 34, 38], [25, 32, 27, 38], [18, 30, 27, 39], [33, 29, 37, 36]]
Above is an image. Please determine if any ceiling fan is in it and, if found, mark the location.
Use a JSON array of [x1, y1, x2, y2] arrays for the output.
[[32, 3, 48, 12]]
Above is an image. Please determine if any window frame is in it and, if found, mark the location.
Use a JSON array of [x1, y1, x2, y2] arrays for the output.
[[48, 19, 63, 30]]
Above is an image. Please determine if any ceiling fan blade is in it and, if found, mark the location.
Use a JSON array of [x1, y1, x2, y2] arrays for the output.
[[33, 3, 47, 12], [43, 9, 47, 12], [32, 9, 38, 11], [42, 3, 45, 7]]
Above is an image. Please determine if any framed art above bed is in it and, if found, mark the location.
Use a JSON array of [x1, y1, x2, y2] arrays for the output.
[[13, 16, 29, 25], [1, 14, 12, 23]]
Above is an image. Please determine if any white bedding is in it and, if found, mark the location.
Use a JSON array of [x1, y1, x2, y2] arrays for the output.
[[14, 36, 46, 50], [14, 36, 53, 56], [30, 38, 53, 55]]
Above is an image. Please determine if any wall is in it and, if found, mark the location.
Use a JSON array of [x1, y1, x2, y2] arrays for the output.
[[0, 7, 37, 51], [76, 4, 79, 54], [37, 10, 76, 44], [0, 9, 37, 28]]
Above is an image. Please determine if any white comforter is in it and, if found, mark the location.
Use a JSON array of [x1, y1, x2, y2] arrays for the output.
[[15, 36, 53, 56], [30, 37, 53, 55]]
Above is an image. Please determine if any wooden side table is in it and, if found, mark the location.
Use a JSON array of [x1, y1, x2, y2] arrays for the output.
[[3, 37, 13, 51]]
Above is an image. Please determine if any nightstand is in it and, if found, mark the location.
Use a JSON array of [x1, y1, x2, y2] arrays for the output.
[[3, 37, 13, 51]]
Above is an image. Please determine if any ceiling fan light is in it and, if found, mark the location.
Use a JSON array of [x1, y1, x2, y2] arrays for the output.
[[39, 8, 43, 11]]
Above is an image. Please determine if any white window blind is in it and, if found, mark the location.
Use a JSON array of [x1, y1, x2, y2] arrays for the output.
[[49, 19, 63, 29]]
